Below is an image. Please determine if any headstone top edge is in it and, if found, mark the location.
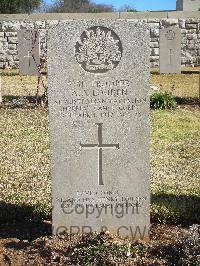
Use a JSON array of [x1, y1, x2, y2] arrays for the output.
[[47, 19, 150, 34]]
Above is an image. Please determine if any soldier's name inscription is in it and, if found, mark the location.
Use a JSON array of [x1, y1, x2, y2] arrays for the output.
[[54, 78, 147, 119]]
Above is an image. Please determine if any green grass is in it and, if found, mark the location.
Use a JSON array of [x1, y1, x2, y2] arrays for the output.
[[0, 108, 199, 225], [151, 109, 200, 224]]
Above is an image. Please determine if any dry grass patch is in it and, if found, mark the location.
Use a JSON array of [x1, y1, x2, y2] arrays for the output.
[[1, 75, 46, 97], [0, 108, 50, 217], [151, 73, 199, 98]]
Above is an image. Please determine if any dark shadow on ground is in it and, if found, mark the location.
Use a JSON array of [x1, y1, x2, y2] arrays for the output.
[[174, 96, 199, 105], [0, 95, 48, 108], [151, 193, 200, 226], [0, 202, 51, 240], [2, 95, 45, 103], [151, 70, 200, 75]]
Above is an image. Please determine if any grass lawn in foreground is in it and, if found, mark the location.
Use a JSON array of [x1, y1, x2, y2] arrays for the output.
[[0, 107, 199, 225]]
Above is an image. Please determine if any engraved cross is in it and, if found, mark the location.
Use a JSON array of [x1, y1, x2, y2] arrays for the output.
[[80, 123, 120, 186], [169, 49, 173, 65], [24, 51, 32, 67]]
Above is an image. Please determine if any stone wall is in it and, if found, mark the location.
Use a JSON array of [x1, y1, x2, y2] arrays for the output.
[[0, 11, 200, 69]]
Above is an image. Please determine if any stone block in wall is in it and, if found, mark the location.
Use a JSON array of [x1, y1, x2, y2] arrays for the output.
[[181, 50, 186, 56], [0, 54, 6, 61], [150, 42, 159, 48], [150, 37, 159, 42], [181, 32, 186, 37], [13, 60, 19, 68], [187, 40, 195, 46], [34, 21, 46, 29], [160, 18, 179, 27], [188, 50, 198, 56], [2, 21, 21, 31], [13, 55, 19, 61], [187, 41, 199, 48], [46, 20, 59, 27], [150, 28, 159, 37], [179, 19, 185, 28], [5, 32, 17, 37], [7, 58, 16, 67], [140, 19, 148, 23], [20, 21, 34, 29], [185, 18, 198, 23], [7, 37, 18, 44], [150, 56, 159, 62], [186, 23, 198, 29], [0, 42, 8, 50], [0, 37, 7, 42], [181, 38, 187, 44], [151, 61, 159, 67], [181, 57, 187, 64], [0, 32, 4, 37], [147, 18, 160, 23], [181, 29, 187, 34], [40, 42, 47, 50], [187, 34, 197, 40], [39, 29, 47, 42], [8, 50, 18, 55], [8, 43, 17, 50], [151, 48, 159, 56], [0, 50, 6, 55], [186, 29, 197, 34], [6, 54, 14, 61], [148, 22, 160, 28], [4, 62, 9, 68]]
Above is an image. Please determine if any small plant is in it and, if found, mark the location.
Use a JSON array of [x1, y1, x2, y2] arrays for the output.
[[150, 92, 177, 109], [70, 233, 130, 265], [177, 224, 200, 265]]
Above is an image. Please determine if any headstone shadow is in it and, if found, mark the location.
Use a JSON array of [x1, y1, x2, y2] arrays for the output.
[[151, 193, 200, 226], [0, 201, 51, 240]]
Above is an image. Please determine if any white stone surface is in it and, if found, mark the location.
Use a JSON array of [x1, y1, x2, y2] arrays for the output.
[[48, 20, 150, 240]]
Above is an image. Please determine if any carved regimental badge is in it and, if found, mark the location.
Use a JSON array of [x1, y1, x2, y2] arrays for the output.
[[75, 26, 122, 73], [165, 29, 176, 40]]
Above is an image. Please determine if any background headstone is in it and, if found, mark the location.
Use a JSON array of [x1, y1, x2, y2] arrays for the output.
[[176, 0, 200, 11], [18, 29, 40, 76], [0, 75, 2, 103], [48, 20, 150, 240], [159, 27, 181, 74]]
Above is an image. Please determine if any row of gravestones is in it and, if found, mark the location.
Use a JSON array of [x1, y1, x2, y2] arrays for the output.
[[19, 26, 181, 77], [17, 21, 181, 240]]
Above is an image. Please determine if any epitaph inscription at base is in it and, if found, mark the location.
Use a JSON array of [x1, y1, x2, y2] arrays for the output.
[[18, 29, 40, 76], [48, 20, 150, 240]]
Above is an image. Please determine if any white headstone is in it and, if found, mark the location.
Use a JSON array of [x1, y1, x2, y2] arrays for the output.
[[159, 27, 181, 74], [18, 29, 40, 76], [48, 20, 150, 240], [176, 0, 200, 11]]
